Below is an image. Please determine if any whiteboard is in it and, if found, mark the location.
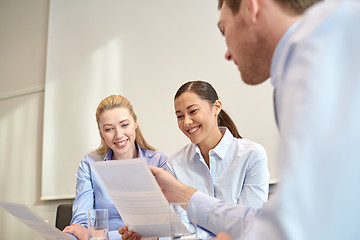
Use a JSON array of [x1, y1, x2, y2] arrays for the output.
[[42, 0, 279, 200]]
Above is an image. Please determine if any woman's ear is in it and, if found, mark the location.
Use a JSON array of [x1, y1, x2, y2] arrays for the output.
[[214, 100, 223, 116]]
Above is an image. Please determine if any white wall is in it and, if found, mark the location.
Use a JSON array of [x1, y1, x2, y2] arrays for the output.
[[43, 0, 280, 200], [0, 1, 73, 239], [0, 0, 279, 239]]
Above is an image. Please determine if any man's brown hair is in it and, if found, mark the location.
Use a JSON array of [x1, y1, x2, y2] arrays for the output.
[[218, 0, 321, 15]]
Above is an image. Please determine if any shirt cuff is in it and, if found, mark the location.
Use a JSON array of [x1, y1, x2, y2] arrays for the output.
[[187, 191, 222, 230], [65, 233, 78, 239], [109, 230, 122, 240]]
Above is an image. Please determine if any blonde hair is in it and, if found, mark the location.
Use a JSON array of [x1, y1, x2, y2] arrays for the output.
[[95, 95, 155, 158]]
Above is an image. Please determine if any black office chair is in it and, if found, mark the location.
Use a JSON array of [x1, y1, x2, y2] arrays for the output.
[[55, 203, 73, 231], [269, 182, 278, 199]]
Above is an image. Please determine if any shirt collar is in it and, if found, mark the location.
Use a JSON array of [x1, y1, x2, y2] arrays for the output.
[[270, 20, 301, 89], [104, 149, 113, 161], [212, 127, 233, 159], [192, 127, 234, 160], [136, 143, 145, 158]]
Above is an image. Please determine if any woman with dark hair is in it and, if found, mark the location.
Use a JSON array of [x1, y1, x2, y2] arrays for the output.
[[168, 80, 269, 238], [119, 81, 269, 240], [63, 95, 168, 240]]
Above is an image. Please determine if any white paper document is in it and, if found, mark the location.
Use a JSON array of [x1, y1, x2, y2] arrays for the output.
[[0, 201, 74, 240], [91, 158, 190, 238]]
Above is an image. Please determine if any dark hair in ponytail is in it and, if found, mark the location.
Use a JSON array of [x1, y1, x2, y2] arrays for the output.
[[175, 80, 242, 139]]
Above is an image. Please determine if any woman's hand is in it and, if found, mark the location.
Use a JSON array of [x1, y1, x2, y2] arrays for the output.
[[63, 224, 88, 240], [118, 226, 142, 240]]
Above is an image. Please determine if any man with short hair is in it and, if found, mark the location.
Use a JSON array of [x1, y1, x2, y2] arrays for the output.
[[121, 0, 360, 239]]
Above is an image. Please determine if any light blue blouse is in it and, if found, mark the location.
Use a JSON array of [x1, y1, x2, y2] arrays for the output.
[[70, 144, 168, 240], [167, 127, 269, 237]]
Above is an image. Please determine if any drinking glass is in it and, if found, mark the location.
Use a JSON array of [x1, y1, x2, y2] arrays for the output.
[[87, 209, 109, 240], [169, 202, 208, 239]]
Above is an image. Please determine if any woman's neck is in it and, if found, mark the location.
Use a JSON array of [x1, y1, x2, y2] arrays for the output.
[[198, 128, 224, 168], [112, 143, 138, 160]]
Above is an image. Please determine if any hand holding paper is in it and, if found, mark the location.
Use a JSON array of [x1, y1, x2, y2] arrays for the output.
[[90, 158, 190, 238]]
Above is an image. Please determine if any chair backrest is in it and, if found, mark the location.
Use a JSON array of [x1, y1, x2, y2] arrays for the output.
[[269, 182, 278, 199], [55, 203, 73, 231]]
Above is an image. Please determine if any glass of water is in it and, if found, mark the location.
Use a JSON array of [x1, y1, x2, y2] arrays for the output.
[[87, 209, 109, 240]]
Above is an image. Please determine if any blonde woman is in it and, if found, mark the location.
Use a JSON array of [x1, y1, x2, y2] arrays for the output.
[[63, 95, 168, 240]]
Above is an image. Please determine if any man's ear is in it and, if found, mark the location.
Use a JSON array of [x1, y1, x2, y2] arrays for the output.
[[242, 0, 259, 24]]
